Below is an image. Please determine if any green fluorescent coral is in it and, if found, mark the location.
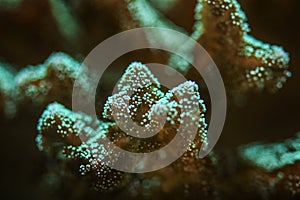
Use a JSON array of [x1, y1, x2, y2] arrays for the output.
[[127, 0, 185, 31], [36, 63, 212, 194], [127, 0, 291, 96], [239, 133, 300, 172], [49, 0, 81, 42], [0, 52, 93, 117], [196, 0, 291, 94], [149, 0, 179, 12], [0, 63, 16, 117]]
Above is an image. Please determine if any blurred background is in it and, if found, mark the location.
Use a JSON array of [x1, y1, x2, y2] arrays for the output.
[[0, 0, 299, 199]]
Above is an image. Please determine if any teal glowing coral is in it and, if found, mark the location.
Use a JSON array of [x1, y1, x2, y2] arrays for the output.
[[0, 52, 93, 116], [238, 133, 300, 197], [197, 0, 291, 93], [16, 52, 81, 105], [36, 102, 124, 191], [239, 133, 300, 172], [0, 63, 16, 116], [36, 62, 215, 196], [123, 0, 291, 97]]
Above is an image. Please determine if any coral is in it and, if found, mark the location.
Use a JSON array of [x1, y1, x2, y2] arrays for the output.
[[48, 0, 82, 43], [124, 0, 191, 69], [0, 0, 81, 42], [16, 52, 92, 109], [36, 63, 218, 198], [0, 0, 291, 100], [238, 133, 300, 198], [103, 62, 207, 152], [0, 52, 93, 117], [196, 0, 291, 95], [36, 102, 126, 192], [0, 63, 17, 117], [122, 0, 291, 99], [149, 0, 179, 12]]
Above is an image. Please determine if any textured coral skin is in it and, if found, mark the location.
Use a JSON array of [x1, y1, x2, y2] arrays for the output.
[[36, 63, 218, 198], [0, 52, 93, 117], [197, 0, 290, 95], [125, 0, 291, 100]]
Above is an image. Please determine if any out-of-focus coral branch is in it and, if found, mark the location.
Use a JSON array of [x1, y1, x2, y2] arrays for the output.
[[238, 133, 300, 198], [0, 0, 22, 10], [0, 63, 17, 117], [16, 52, 89, 108], [0, 0, 82, 45], [149, 0, 179, 12], [124, 0, 186, 32], [0, 52, 93, 117], [48, 0, 82, 44]]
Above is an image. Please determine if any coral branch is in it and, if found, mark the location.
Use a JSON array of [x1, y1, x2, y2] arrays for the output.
[[196, 0, 291, 95], [37, 102, 125, 191], [103, 62, 207, 153], [49, 0, 82, 43], [120, 0, 291, 98], [238, 133, 300, 198], [16, 52, 91, 109], [0, 52, 93, 117], [36, 62, 219, 198], [0, 63, 17, 117]]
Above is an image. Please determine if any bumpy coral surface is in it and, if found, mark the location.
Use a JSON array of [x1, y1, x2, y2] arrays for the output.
[[0, 52, 93, 117], [124, 0, 291, 99], [36, 63, 218, 198], [16, 52, 84, 106], [196, 0, 291, 94]]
